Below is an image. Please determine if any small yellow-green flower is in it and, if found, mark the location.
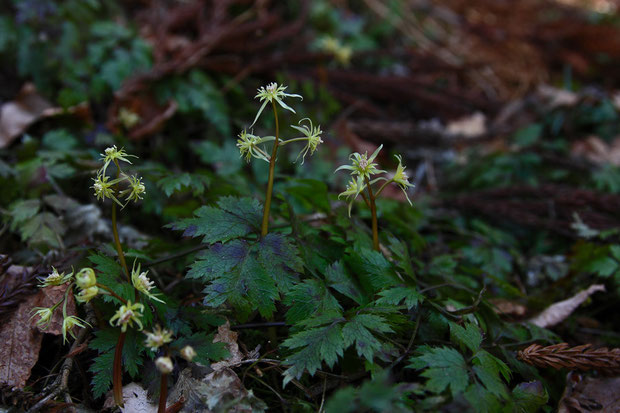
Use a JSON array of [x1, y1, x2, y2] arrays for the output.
[[338, 177, 366, 217], [144, 325, 173, 351], [118, 108, 141, 129], [392, 155, 414, 205], [38, 267, 72, 288], [62, 315, 90, 343], [155, 356, 174, 374], [131, 262, 165, 303], [180, 345, 197, 362], [119, 174, 146, 205], [320, 36, 353, 66], [91, 174, 123, 207], [75, 267, 96, 289], [76, 286, 98, 303], [236, 130, 272, 163], [100, 145, 137, 175], [251, 82, 302, 127], [290, 118, 323, 164], [335, 144, 386, 181], [30, 307, 54, 329], [109, 301, 145, 332]]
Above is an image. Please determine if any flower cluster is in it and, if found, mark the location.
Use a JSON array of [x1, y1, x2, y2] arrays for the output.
[[31, 267, 91, 343], [237, 82, 324, 166], [91, 145, 145, 209], [336, 145, 414, 216]]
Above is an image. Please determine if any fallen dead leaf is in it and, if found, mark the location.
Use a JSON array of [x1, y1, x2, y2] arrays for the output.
[[571, 135, 620, 166], [210, 321, 244, 371], [529, 284, 605, 328], [446, 112, 486, 138], [119, 382, 157, 413], [537, 84, 578, 108], [489, 298, 528, 318], [0, 83, 53, 148], [168, 367, 267, 413], [0, 284, 76, 389], [558, 372, 620, 413]]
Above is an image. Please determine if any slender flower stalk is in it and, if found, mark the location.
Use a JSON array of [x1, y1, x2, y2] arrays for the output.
[[239, 82, 322, 236], [336, 147, 414, 252], [261, 101, 280, 237]]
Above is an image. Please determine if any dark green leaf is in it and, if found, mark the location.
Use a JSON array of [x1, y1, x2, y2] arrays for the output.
[[169, 196, 261, 244], [449, 322, 483, 353], [409, 346, 469, 396]]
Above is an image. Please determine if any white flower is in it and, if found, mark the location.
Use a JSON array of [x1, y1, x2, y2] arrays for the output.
[[251, 82, 302, 127], [131, 261, 165, 303]]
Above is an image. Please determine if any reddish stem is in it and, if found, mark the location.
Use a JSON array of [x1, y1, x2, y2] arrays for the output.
[[113, 331, 126, 407], [158, 373, 168, 413]]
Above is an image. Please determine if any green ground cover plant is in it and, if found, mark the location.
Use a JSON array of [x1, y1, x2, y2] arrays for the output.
[[2, 1, 620, 412]]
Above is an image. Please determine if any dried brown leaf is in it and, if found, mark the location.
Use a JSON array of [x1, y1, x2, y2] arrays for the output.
[[0, 284, 76, 389], [0, 83, 53, 148], [528, 284, 605, 328], [210, 321, 243, 371]]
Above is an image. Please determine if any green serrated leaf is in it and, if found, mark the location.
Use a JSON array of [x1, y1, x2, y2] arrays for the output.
[[283, 321, 345, 386], [157, 173, 210, 197], [325, 261, 366, 305], [284, 279, 342, 324], [408, 346, 469, 396], [375, 286, 422, 309], [346, 249, 398, 294], [342, 314, 393, 361], [449, 322, 483, 352], [90, 350, 115, 398], [9, 199, 40, 226], [464, 383, 501, 413], [90, 328, 120, 352], [170, 196, 261, 244], [188, 240, 279, 320]]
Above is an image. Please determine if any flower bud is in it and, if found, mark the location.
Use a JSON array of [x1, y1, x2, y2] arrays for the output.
[[155, 356, 173, 374], [180, 345, 197, 362], [75, 268, 97, 289], [76, 286, 98, 303]]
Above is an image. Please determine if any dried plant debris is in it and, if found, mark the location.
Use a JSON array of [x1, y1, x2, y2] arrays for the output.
[[0, 283, 76, 388], [0, 259, 38, 323], [528, 284, 605, 328], [168, 367, 267, 413], [517, 343, 620, 374], [558, 372, 620, 413]]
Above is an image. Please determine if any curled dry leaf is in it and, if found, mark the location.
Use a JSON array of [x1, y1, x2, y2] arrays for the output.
[[529, 284, 605, 328], [0, 284, 76, 388]]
